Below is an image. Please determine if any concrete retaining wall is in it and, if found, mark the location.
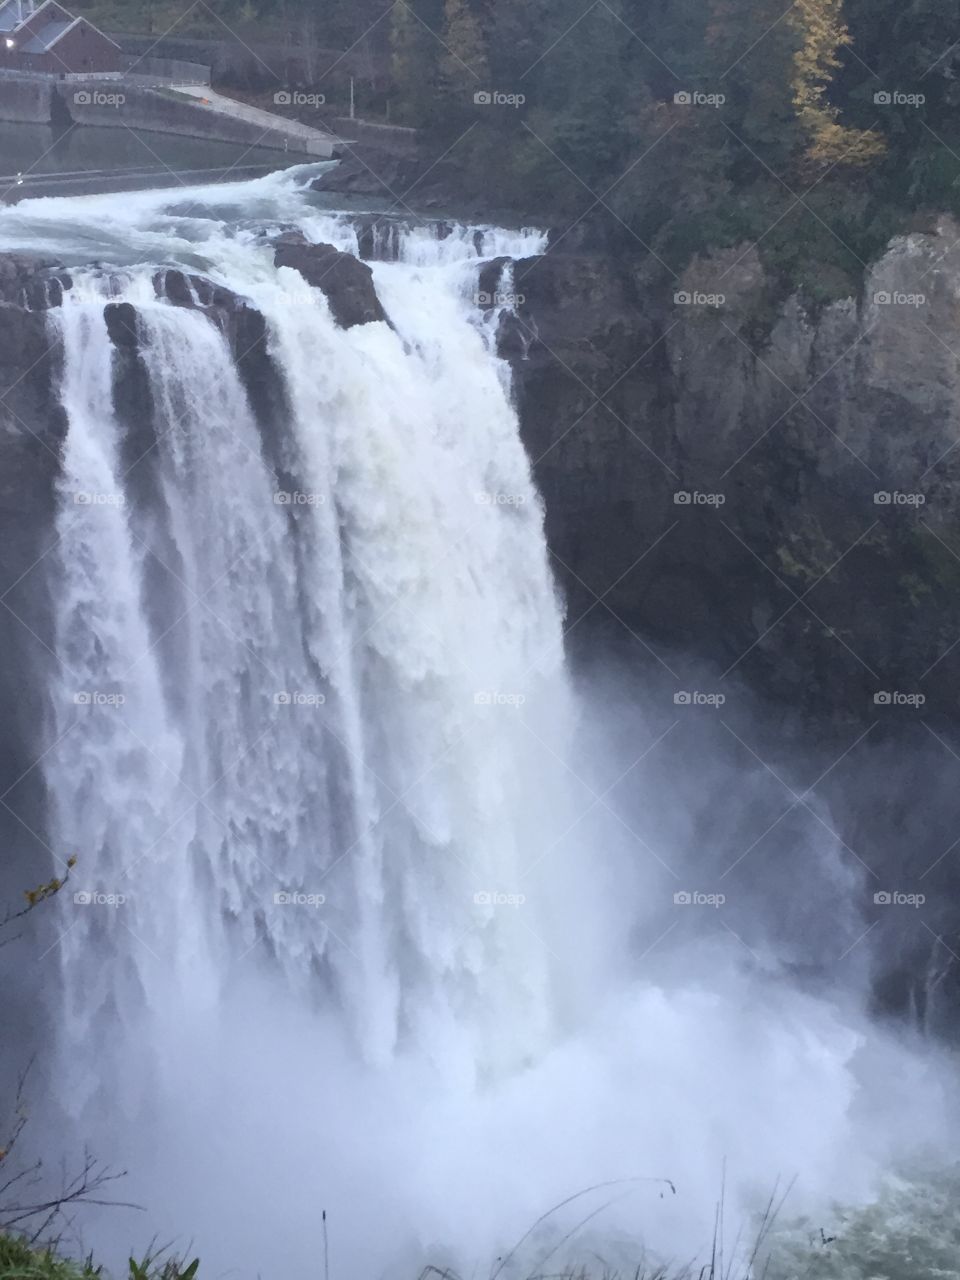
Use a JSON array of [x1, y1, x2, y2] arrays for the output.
[[0, 75, 53, 124], [0, 75, 334, 155], [65, 83, 328, 154]]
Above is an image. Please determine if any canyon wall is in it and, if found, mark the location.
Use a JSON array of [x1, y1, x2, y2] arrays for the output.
[[497, 219, 960, 730]]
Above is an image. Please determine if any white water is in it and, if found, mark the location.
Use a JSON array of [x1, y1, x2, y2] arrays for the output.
[[5, 168, 958, 1277]]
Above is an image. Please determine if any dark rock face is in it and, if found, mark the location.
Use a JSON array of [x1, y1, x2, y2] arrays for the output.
[[311, 146, 440, 203], [311, 147, 575, 225], [350, 215, 454, 262], [103, 300, 140, 350], [494, 222, 960, 1035], [274, 240, 387, 328], [0, 282, 67, 803], [115, 272, 287, 473], [0, 254, 72, 311], [0, 258, 68, 1066], [152, 268, 238, 313], [502, 222, 960, 729]]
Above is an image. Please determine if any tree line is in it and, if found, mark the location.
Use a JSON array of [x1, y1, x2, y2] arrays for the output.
[[387, 0, 960, 296], [82, 0, 960, 294]]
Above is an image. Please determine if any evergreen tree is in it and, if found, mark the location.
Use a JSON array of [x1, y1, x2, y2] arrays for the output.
[[439, 0, 489, 99], [432, 0, 489, 139], [704, 0, 801, 171], [526, 0, 633, 188], [482, 0, 551, 89], [390, 1, 440, 126]]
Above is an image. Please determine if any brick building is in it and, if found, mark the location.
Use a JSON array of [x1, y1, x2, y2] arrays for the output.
[[0, 0, 122, 74]]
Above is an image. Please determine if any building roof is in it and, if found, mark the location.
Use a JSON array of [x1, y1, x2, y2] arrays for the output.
[[0, 1, 25, 32], [0, 0, 122, 50], [21, 17, 72, 50], [0, 0, 64, 31]]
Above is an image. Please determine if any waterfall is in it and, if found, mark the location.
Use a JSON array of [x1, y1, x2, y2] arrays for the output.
[[3, 168, 957, 1279], [42, 181, 571, 1087]]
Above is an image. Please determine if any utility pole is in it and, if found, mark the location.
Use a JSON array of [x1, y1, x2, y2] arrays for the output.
[[349, 76, 355, 120]]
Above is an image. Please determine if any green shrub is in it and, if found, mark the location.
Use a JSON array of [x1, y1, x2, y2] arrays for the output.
[[0, 1236, 199, 1280]]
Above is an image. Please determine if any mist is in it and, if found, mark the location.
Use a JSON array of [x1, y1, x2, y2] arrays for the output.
[[47, 659, 960, 1279]]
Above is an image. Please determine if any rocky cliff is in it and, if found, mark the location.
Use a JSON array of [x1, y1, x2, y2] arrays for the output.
[[0, 256, 69, 1068], [483, 218, 960, 1032], [491, 217, 960, 732]]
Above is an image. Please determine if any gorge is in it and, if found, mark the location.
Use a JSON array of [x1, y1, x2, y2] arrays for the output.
[[0, 164, 959, 1278]]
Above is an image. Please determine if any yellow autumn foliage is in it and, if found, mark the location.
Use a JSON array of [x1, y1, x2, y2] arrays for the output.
[[790, 0, 885, 167]]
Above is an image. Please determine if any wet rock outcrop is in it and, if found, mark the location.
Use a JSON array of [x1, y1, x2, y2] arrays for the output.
[[107, 271, 287, 497], [152, 267, 238, 313], [273, 238, 387, 328], [310, 146, 462, 212], [0, 254, 71, 312]]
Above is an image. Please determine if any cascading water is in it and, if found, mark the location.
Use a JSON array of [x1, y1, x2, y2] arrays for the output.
[[43, 185, 574, 1083], [3, 167, 959, 1278]]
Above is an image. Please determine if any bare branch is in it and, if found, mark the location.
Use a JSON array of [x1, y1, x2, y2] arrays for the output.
[[0, 858, 77, 948]]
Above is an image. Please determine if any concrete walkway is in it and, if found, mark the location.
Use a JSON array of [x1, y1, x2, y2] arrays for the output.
[[170, 85, 345, 158]]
